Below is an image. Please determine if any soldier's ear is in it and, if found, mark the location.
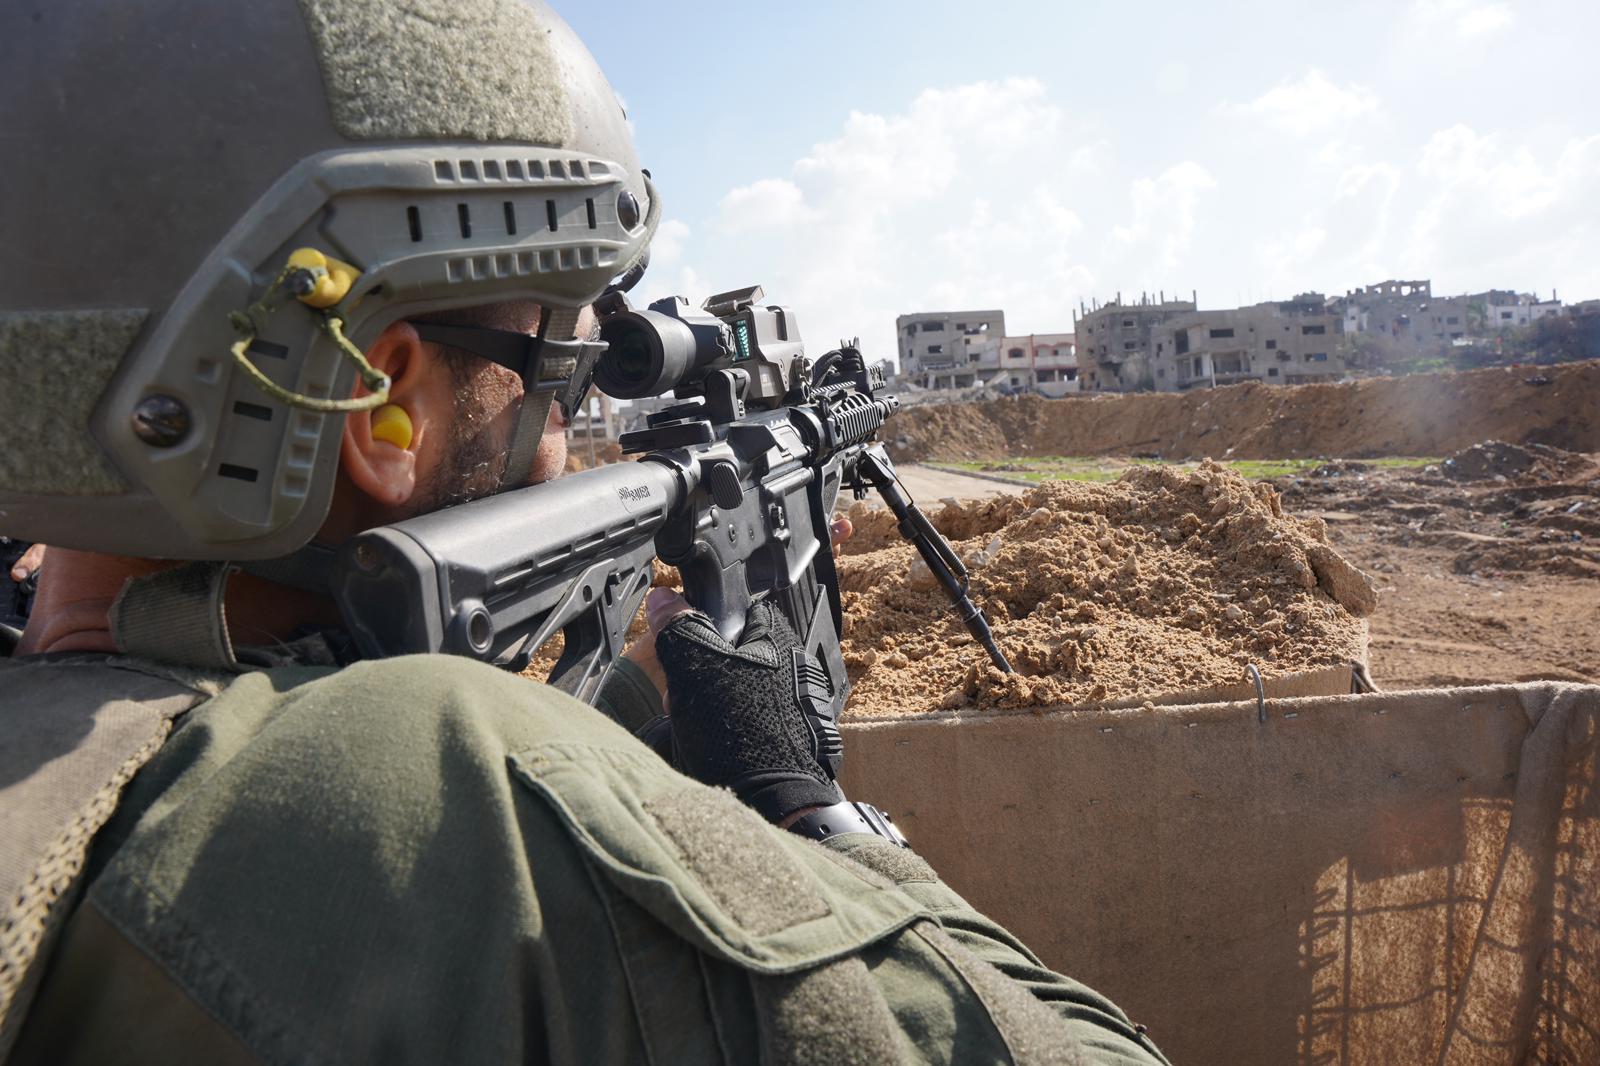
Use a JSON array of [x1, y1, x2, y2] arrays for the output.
[[340, 321, 449, 507]]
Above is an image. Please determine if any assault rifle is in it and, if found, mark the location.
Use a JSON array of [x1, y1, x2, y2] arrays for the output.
[[330, 285, 1010, 731]]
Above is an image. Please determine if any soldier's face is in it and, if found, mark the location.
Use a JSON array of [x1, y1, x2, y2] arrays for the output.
[[411, 302, 594, 510]]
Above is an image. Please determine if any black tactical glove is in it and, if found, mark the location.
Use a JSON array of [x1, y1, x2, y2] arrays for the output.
[[652, 599, 844, 825]]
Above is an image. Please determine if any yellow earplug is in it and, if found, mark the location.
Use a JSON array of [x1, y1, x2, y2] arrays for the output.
[[370, 404, 413, 450], [286, 247, 358, 308]]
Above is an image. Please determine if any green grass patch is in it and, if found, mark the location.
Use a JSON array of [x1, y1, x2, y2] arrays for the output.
[[1364, 457, 1440, 469], [1223, 459, 1326, 479]]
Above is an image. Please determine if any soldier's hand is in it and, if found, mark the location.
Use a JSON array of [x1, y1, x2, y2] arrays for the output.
[[9, 543, 45, 584], [621, 518, 852, 712], [651, 599, 844, 825]]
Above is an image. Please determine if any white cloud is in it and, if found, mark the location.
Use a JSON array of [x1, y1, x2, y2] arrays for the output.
[[1110, 161, 1218, 270], [1412, 0, 1516, 37], [647, 70, 1598, 376], [1232, 69, 1380, 135], [693, 79, 1102, 368], [1457, 3, 1514, 35], [634, 219, 712, 313], [1414, 125, 1563, 217], [1405, 127, 1600, 290], [1068, 140, 1111, 173], [717, 179, 814, 232], [1155, 61, 1190, 96], [1258, 225, 1328, 280], [1246, 122, 1600, 302], [648, 218, 690, 268], [1257, 162, 1400, 284]]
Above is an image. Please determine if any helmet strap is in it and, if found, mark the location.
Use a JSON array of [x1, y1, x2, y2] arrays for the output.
[[497, 305, 580, 493]]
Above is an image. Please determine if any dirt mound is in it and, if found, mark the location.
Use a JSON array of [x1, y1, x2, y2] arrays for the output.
[[1441, 440, 1589, 482], [888, 360, 1600, 463], [843, 493, 1038, 554], [836, 462, 1372, 718]]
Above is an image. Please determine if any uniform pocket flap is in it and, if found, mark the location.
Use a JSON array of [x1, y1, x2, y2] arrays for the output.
[[509, 742, 927, 974]]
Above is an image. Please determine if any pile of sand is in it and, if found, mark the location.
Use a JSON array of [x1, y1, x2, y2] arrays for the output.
[[888, 360, 1600, 464], [836, 461, 1374, 718]]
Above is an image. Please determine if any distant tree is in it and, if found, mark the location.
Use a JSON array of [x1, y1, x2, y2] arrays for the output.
[[1465, 299, 1489, 336], [1501, 315, 1599, 364]]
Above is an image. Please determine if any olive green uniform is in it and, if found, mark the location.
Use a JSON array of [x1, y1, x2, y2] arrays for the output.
[[6, 654, 1166, 1064]]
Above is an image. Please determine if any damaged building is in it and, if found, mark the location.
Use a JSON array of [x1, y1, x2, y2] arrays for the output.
[[894, 310, 1078, 395], [1334, 279, 1562, 359], [1078, 280, 1568, 392], [1075, 291, 1350, 392], [1073, 292, 1197, 392], [895, 309, 1005, 390]]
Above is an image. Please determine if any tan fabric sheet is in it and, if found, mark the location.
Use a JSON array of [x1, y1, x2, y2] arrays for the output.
[[840, 682, 1600, 1065]]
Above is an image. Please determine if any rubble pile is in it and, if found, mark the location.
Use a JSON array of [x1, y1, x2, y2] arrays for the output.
[[836, 461, 1373, 718], [1440, 440, 1590, 483], [1281, 442, 1600, 580]]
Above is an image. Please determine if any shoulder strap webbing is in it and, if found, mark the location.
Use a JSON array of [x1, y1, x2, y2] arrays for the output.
[[109, 562, 241, 672]]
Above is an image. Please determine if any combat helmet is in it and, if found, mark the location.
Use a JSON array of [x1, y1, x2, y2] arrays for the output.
[[0, 0, 657, 560]]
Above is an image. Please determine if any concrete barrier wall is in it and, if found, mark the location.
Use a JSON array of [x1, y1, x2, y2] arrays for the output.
[[840, 682, 1600, 1065]]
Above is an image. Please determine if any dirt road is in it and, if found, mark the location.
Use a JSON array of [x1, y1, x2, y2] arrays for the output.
[[891, 463, 1017, 503]]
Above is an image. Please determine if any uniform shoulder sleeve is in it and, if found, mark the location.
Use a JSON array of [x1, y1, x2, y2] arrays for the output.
[[823, 834, 1172, 1065]]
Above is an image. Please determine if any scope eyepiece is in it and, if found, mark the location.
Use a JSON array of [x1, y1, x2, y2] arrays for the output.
[[595, 309, 694, 399]]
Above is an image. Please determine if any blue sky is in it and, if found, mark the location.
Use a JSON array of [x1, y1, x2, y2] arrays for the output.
[[564, 1, 1600, 367]]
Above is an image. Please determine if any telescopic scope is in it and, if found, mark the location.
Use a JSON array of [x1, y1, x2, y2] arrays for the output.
[[594, 306, 725, 398]]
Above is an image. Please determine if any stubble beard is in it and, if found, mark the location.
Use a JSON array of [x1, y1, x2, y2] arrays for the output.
[[415, 392, 513, 513]]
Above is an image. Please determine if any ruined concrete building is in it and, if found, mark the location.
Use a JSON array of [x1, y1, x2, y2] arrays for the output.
[[1335, 280, 1562, 359], [997, 333, 1079, 397], [900, 278, 1571, 398], [894, 310, 1080, 395], [1077, 280, 1568, 393], [1073, 292, 1189, 392], [895, 309, 1005, 390], [1076, 291, 1348, 393]]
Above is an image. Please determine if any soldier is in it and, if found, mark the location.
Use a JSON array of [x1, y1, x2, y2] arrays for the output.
[[0, 2, 1168, 1063]]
